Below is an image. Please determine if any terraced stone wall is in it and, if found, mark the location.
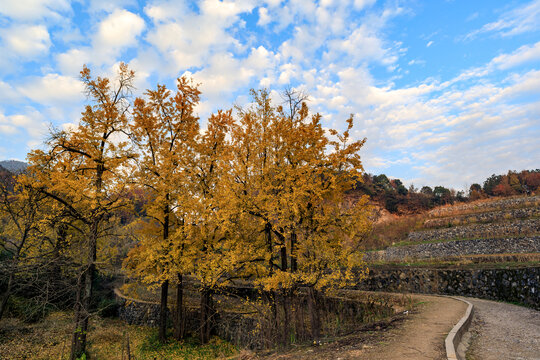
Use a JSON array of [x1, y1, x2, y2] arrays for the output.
[[423, 207, 540, 228], [427, 196, 540, 218], [364, 236, 540, 262], [358, 266, 540, 309], [407, 218, 540, 243]]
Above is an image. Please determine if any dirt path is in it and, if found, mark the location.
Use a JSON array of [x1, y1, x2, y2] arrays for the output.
[[464, 298, 540, 360], [257, 294, 467, 360], [359, 295, 466, 360]]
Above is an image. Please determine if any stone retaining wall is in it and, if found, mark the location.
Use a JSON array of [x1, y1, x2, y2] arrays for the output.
[[114, 288, 264, 348], [427, 196, 540, 218], [423, 207, 540, 228], [356, 266, 540, 309], [364, 236, 540, 262], [114, 289, 393, 349], [408, 218, 540, 243]]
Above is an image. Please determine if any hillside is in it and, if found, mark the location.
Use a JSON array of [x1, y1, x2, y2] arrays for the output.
[[0, 160, 27, 173], [366, 194, 540, 259], [359, 195, 540, 314]]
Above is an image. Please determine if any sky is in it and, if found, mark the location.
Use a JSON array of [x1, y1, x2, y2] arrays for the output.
[[0, 0, 539, 190]]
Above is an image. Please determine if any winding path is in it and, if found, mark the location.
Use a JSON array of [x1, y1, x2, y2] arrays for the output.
[[260, 294, 540, 360], [463, 297, 540, 360], [262, 293, 467, 360], [359, 294, 466, 360]]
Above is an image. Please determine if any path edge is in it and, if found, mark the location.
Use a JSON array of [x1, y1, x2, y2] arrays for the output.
[[445, 296, 474, 360]]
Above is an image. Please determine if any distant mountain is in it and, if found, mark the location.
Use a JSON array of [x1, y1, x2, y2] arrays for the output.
[[0, 160, 28, 173]]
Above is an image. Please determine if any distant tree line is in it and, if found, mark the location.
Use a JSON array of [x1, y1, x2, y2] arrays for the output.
[[355, 169, 540, 214], [469, 170, 540, 199]]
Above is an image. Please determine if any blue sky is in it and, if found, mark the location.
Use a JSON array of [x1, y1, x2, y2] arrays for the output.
[[0, 0, 539, 189]]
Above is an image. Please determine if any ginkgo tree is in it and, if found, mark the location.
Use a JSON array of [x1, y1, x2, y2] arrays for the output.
[[27, 64, 135, 360], [179, 109, 249, 344], [124, 76, 200, 343], [228, 89, 372, 344]]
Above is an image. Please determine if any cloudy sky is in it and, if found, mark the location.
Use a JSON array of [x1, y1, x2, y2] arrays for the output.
[[0, 0, 539, 189]]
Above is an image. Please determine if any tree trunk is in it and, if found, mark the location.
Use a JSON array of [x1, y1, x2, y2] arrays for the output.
[[280, 246, 287, 272], [200, 289, 213, 344], [70, 227, 97, 360], [159, 280, 169, 343], [173, 273, 184, 340], [290, 231, 297, 272], [279, 232, 289, 345], [262, 290, 278, 348], [159, 198, 170, 344], [265, 222, 273, 274], [0, 235, 25, 320], [295, 295, 306, 342], [307, 287, 320, 342], [282, 292, 291, 347], [0, 270, 14, 320]]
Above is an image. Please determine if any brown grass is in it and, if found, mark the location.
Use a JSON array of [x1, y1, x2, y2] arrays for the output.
[[363, 214, 423, 251], [363, 195, 540, 251], [0, 312, 237, 360], [368, 253, 540, 269], [427, 195, 540, 219]]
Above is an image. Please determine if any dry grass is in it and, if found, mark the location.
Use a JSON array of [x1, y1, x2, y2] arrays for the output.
[[368, 253, 540, 269], [0, 312, 237, 360], [363, 214, 423, 251], [363, 195, 540, 251], [427, 195, 540, 219], [423, 210, 540, 229]]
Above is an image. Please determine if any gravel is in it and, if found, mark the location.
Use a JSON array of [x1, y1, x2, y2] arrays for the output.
[[463, 297, 540, 360]]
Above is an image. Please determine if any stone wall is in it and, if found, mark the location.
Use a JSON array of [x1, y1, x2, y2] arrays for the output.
[[356, 266, 540, 309], [427, 196, 540, 218], [423, 207, 540, 228], [408, 218, 540, 243], [114, 288, 395, 349], [364, 236, 540, 262], [114, 288, 264, 348]]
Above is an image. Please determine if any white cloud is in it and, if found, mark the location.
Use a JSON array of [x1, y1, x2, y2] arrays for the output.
[[353, 0, 376, 11], [55, 9, 145, 74], [1, 25, 51, 58], [1, 110, 48, 141], [257, 7, 271, 26], [327, 24, 389, 64], [0, 125, 18, 135], [144, 0, 190, 22], [191, 46, 276, 101], [94, 9, 146, 57], [426, 40, 433, 47], [445, 40, 540, 86], [84, 0, 137, 14], [0, 81, 22, 104], [142, 0, 256, 76], [0, 0, 70, 20], [466, 0, 540, 39], [491, 41, 540, 70], [56, 48, 90, 76], [0, 113, 19, 135], [17, 74, 84, 105]]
